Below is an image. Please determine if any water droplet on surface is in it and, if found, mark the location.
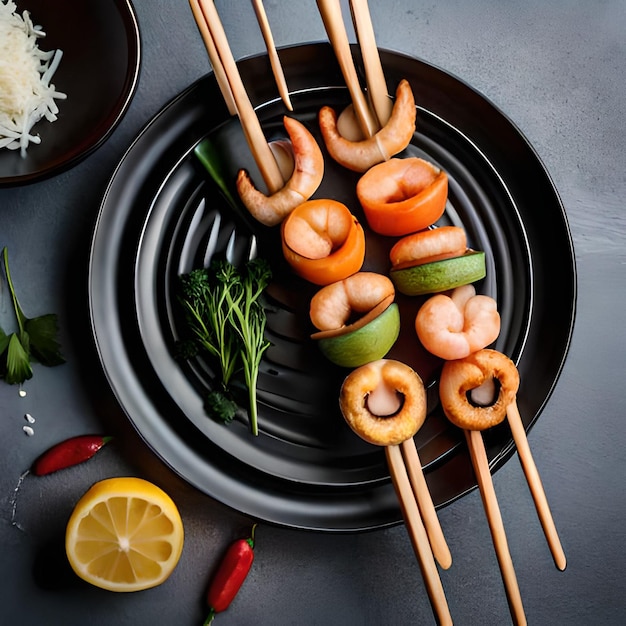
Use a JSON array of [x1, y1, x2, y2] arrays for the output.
[[10, 470, 29, 531]]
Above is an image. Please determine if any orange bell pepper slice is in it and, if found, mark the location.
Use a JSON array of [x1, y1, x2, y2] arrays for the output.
[[281, 199, 365, 285], [356, 157, 448, 236]]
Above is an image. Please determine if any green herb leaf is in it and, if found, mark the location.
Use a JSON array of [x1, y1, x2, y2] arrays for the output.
[[0, 326, 10, 380], [0, 326, 9, 354], [25, 313, 65, 366], [179, 266, 241, 387], [0, 247, 65, 385], [204, 390, 239, 424], [194, 138, 240, 212], [5, 333, 33, 384], [178, 257, 272, 435]]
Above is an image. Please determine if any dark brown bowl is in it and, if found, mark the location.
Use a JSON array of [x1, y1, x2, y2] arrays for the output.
[[0, 0, 140, 186]]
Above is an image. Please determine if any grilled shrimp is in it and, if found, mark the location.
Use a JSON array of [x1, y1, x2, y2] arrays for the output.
[[310, 272, 395, 332], [318, 79, 416, 173], [236, 116, 324, 226], [390, 226, 467, 269], [282, 198, 355, 259], [415, 284, 500, 360]]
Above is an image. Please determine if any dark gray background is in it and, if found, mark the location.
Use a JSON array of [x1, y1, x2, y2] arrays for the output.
[[1, 1, 624, 624]]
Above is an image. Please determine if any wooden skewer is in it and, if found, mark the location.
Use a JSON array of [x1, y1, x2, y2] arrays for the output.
[[386, 445, 453, 626], [251, 0, 293, 111], [465, 429, 527, 626], [189, 0, 237, 115], [193, 0, 285, 193], [401, 438, 452, 570], [507, 401, 567, 571], [316, 0, 379, 138], [348, 0, 393, 126]]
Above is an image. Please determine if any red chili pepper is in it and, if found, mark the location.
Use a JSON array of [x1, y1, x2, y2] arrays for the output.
[[204, 524, 258, 625], [31, 434, 113, 476]]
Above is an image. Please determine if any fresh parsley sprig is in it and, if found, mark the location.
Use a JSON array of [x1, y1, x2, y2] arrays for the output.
[[0, 247, 65, 385], [178, 258, 272, 436], [216, 259, 272, 437]]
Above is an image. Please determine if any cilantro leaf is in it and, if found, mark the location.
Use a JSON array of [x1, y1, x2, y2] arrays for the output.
[[204, 390, 238, 424], [25, 313, 65, 366], [5, 333, 33, 384], [0, 247, 65, 385], [0, 326, 9, 354], [0, 326, 9, 379]]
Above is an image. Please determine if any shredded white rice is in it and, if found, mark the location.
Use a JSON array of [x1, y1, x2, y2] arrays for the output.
[[0, 0, 67, 157]]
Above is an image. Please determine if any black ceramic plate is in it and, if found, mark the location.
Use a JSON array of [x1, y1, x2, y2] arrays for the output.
[[0, 0, 140, 186], [89, 43, 576, 531]]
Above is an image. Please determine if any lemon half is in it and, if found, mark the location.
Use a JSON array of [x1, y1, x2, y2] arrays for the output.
[[65, 477, 184, 592]]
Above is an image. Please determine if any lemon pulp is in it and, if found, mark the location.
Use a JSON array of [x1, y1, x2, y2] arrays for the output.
[[65, 477, 184, 592]]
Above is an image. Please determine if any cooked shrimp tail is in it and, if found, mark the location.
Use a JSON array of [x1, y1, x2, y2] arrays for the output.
[[415, 285, 501, 360], [318, 79, 416, 173], [237, 116, 324, 226], [310, 271, 395, 332]]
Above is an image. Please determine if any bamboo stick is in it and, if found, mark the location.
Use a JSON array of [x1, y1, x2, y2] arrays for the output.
[[349, 0, 392, 125], [465, 429, 527, 626], [195, 0, 285, 193], [189, 0, 237, 115], [401, 438, 452, 570], [251, 0, 293, 111], [507, 401, 567, 570], [386, 444, 453, 626], [316, 0, 379, 138]]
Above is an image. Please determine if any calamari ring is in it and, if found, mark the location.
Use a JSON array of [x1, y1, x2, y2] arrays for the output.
[[439, 349, 520, 431], [340, 359, 427, 446]]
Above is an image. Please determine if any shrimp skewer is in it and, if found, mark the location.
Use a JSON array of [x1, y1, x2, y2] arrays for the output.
[[316, 1, 417, 172], [236, 116, 325, 227], [317, 0, 394, 137], [440, 350, 526, 625], [441, 348, 566, 614], [316, 0, 379, 138], [415, 284, 501, 361], [191, 0, 284, 193], [193, 0, 317, 226], [507, 401, 567, 571], [341, 360, 453, 624], [309, 272, 394, 332], [319, 79, 416, 173]]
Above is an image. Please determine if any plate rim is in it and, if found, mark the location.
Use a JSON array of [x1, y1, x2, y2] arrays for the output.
[[89, 42, 577, 531]]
